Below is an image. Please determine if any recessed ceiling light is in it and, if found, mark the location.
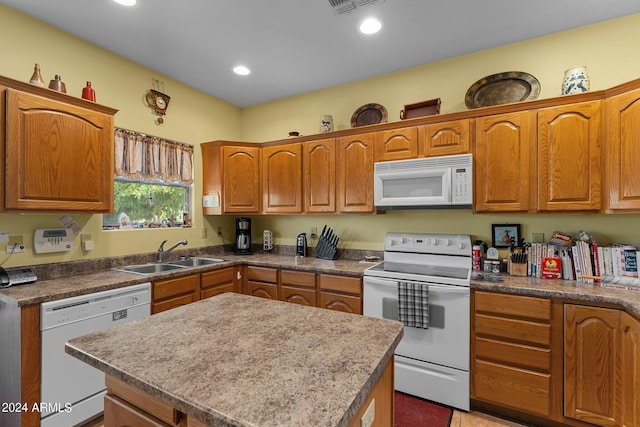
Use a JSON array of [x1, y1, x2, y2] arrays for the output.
[[233, 65, 251, 76], [113, 0, 136, 6], [359, 18, 382, 35]]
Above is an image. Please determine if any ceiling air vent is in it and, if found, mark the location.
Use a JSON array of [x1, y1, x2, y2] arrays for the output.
[[328, 0, 385, 15]]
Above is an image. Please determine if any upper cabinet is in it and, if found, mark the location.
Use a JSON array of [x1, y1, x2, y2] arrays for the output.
[[374, 127, 418, 161], [337, 133, 375, 213], [201, 141, 261, 214], [537, 101, 602, 212], [474, 111, 536, 212], [2, 79, 117, 213], [421, 119, 471, 157], [262, 143, 303, 213], [607, 87, 640, 212], [304, 138, 336, 213]]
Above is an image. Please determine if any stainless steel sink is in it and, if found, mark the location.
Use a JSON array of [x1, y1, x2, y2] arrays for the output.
[[115, 263, 187, 275], [167, 257, 225, 267]]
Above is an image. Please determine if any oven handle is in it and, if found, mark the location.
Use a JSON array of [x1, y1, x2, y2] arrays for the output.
[[364, 276, 470, 294]]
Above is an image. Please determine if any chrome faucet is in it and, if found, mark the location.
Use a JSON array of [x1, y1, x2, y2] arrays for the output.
[[157, 239, 188, 262]]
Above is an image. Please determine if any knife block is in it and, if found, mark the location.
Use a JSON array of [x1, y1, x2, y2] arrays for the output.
[[508, 256, 528, 276]]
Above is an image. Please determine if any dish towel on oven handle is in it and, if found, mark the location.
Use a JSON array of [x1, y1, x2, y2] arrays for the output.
[[398, 281, 429, 329]]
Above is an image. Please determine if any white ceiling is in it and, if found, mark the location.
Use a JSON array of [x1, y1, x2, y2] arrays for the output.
[[2, 0, 639, 107]]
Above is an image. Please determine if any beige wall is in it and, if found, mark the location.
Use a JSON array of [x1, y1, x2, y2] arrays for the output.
[[241, 14, 640, 254], [0, 4, 239, 267], [1, 5, 639, 267]]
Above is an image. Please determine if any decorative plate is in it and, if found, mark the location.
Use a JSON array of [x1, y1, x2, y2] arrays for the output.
[[465, 71, 541, 109], [351, 103, 388, 127]]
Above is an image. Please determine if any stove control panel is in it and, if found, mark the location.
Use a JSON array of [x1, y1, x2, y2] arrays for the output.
[[384, 233, 471, 256]]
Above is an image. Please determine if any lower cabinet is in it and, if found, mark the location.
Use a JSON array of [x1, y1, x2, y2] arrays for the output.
[[152, 274, 200, 314], [200, 266, 239, 299], [564, 304, 640, 427], [245, 266, 279, 300], [472, 291, 553, 418], [280, 269, 316, 306], [318, 274, 362, 314]]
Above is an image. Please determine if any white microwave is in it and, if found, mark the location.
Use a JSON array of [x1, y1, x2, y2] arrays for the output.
[[373, 153, 472, 209]]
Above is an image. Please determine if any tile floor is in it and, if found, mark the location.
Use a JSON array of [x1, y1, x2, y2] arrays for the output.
[[451, 410, 528, 427]]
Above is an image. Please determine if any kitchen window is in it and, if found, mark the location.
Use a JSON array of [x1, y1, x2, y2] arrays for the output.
[[103, 129, 193, 230]]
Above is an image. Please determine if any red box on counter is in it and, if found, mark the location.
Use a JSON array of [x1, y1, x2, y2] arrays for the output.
[[541, 257, 562, 279]]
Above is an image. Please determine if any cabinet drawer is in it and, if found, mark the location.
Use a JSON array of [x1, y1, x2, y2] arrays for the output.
[[152, 294, 197, 314], [475, 291, 550, 321], [281, 270, 316, 288], [318, 274, 361, 295], [473, 360, 551, 417], [475, 337, 550, 372], [280, 286, 316, 306], [320, 292, 361, 314], [200, 284, 235, 300], [153, 274, 200, 301], [106, 376, 180, 426], [475, 313, 550, 346], [246, 266, 278, 283], [201, 267, 235, 289]]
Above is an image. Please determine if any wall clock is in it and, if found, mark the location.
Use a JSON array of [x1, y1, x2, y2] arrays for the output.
[[146, 89, 171, 116]]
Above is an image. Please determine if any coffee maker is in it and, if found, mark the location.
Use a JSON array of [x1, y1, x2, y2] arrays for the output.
[[234, 217, 252, 254]]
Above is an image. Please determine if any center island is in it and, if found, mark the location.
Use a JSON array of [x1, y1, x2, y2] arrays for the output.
[[65, 292, 404, 427]]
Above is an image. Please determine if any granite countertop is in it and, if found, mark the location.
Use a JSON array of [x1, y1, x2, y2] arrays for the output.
[[0, 253, 373, 307], [66, 292, 404, 427]]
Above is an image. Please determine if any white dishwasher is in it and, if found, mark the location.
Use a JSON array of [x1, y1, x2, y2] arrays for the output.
[[40, 282, 151, 427]]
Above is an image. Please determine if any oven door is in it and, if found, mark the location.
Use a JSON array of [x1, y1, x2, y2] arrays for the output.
[[363, 275, 469, 371]]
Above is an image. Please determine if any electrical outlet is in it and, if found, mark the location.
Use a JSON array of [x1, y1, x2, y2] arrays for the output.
[[360, 398, 375, 427], [216, 226, 223, 236], [7, 235, 25, 254], [532, 233, 545, 243], [311, 227, 318, 238], [201, 228, 208, 239]]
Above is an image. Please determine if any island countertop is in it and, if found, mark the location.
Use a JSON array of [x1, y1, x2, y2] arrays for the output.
[[65, 292, 404, 427]]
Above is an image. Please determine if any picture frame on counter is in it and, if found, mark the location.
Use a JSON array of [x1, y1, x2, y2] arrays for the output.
[[491, 224, 521, 248]]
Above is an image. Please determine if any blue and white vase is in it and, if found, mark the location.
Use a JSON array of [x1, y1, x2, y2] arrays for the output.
[[562, 66, 590, 95]]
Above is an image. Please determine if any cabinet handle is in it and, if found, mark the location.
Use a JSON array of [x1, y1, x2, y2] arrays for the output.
[[624, 325, 631, 333]]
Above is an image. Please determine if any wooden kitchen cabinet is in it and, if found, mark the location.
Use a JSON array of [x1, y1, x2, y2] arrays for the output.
[[200, 266, 239, 300], [201, 141, 261, 214], [2, 81, 116, 213], [262, 143, 303, 213], [318, 274, 362, 314], [420, 119, 471, 157], [622, 312, 640, 427], [245, 266, 278, 300], [336, 133, 375, 213], [474, 111, 536, 212], [304, 138, 336, 213], [606, 87, 640, 212], [537, 101, 602, 212], [374, 127, 418, 161], [564, 304, 623, 426], [472, 291, 553, 418], [280, 269, 316, 306], [152, 274, 200, 314]]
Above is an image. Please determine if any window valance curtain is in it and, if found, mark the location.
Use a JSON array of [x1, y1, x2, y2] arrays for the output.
[[114, 128, 193, 186]]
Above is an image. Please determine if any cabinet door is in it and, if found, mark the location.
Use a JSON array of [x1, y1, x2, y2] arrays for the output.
[[374, 127, 418, 161], [223, 145, 261, 213], [538, 101, 602, 211], [622, 312, 640, 427], [201, 267, 238, 299], [564, 304, 622, 426], [421, 119, 470, 157], [152, 274, 200, 314], [304, 138, 336, 213], [262, 143, 302, 213], [247, 281, 278, 300], [607, 88, 640, 211], [104, 395, 171, 427], [319, 292, 361, 314], [5, 89, 114, 212], [474, 111, 535, 212], [337, 133, 374, 213]]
